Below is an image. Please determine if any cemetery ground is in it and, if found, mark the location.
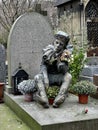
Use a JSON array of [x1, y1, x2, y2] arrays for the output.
[[0, 103, 30, 130]]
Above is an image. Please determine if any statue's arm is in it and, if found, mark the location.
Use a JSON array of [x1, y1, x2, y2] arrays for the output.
[[40, 61, 49, 89]]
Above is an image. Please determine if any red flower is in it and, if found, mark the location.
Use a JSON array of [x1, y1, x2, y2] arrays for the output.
[[85, 109, 88, 114]]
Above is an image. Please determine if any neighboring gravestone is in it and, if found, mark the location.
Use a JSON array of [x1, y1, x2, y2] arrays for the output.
[[0, 44, 6, 82], [7, 12, 54, 86], [80, 57, 98, 82]]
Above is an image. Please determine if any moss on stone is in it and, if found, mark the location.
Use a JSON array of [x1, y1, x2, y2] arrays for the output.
[[0, 104, 30, 130]]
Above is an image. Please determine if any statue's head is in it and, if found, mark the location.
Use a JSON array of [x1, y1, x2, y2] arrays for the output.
[[54, 31, 70, 53]]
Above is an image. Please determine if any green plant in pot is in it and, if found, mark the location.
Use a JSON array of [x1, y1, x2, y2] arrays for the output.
[[70, 80, 97, 104], [46, 86, 60, 105]]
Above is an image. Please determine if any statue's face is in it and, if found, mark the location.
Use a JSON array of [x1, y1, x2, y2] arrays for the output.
[[53, 39, 64, 53]]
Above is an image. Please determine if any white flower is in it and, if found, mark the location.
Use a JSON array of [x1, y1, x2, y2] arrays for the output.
[[18, 79, 37, 94]]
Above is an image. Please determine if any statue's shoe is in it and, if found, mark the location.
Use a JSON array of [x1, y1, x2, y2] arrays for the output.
[[34, 94, 49, 108], [43, 103, 49, 108], [52, 103, 59, 108], [53, 94, 65, 108]]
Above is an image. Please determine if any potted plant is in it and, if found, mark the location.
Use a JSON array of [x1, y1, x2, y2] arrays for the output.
[[70, 80, 97, 104], [18, 79, 37, 102], [46, 86, 59, 105]]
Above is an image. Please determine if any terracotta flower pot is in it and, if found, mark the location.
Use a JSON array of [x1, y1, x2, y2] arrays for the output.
[[0, 83, 5, 103], [24, 93, 33, 102], [48, 98, 54, 105], [78, 94, 88, 104]]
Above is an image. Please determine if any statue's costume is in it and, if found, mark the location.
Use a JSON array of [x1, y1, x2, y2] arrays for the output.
[[34, 31, 72, 108]]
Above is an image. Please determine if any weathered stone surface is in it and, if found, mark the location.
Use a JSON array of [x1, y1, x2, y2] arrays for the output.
[[4, 92, 98, 130], [0, 44, 6, 82], [7, 12, 54, 85]]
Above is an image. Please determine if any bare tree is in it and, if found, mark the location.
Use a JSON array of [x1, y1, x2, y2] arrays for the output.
[[0, 0, 33, 32], [0, 0, 57, 47], [0, 0, 34, 47]]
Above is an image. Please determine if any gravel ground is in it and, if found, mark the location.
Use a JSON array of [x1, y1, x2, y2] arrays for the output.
[[0, 103, 31, 130]]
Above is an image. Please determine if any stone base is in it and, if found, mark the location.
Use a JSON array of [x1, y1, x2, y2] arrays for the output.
[[5, 85, 12, 94], [4, 91, 98, 130]]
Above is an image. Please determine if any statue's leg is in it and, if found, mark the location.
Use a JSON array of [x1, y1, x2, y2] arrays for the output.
[[53, 72, 72, 108], [34, 74, 49, 108]]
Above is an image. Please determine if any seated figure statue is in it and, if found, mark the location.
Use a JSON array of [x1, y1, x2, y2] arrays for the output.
[[34, 31, 72, 108]]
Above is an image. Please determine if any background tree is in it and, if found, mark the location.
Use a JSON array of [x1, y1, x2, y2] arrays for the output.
[[0, 0, 57, 48], [0, 0, 34, 47]]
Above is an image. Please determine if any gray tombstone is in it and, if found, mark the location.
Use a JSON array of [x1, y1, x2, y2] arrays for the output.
[[0, 44, 6, 82], [80, 57, 98, 82], [7, 12, 54, 86]]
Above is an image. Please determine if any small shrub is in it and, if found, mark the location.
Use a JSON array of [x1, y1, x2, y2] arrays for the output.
[[70, 80, 96, 95]]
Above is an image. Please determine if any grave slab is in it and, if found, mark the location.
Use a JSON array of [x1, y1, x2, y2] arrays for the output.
[[4, 92, 98, 130]]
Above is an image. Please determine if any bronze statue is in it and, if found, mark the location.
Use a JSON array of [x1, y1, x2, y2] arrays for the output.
[[34, 31, 72, 108], [18, 31, 72, 108]]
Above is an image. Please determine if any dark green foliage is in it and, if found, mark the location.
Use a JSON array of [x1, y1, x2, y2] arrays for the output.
[[69, 46, 87, 87], [46, 86, 60, 98]]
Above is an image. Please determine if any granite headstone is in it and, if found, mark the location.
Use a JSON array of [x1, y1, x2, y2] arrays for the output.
[[0, 44, 6, 82], [7, 12, 54, 86], [80, 57, 98, 82]]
